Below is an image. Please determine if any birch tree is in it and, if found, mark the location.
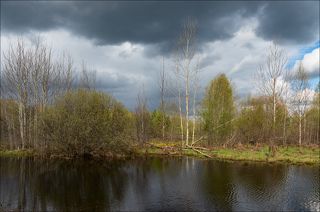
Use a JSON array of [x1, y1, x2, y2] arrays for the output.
[[135, 88, 150, 144], [191, 58, 201, 145], [159, 56, 166, 140], [175, 18, 198, 146], [173, 56, 184, 145], [291, 62, 310, 146], [280, 80, 290, 145], [2, 39, 32, 148], [256, 42, 288, 145], [1, 38, 74, 148]]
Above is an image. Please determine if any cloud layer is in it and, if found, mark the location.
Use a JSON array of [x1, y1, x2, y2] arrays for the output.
[[1, 1, 319, 109], [2, 1, 319, 53]]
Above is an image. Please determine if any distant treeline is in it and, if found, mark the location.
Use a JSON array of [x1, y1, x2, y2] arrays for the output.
[[1, 33, 319, 157]]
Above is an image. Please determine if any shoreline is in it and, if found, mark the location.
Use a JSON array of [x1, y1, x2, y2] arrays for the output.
[[1, 143, 319, 166], [136, 142, 320, 166]]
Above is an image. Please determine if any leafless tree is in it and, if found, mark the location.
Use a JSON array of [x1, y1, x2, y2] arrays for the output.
[[55, 52, 74, 93], [172, 55, 185, 145], [159, 56, 166, 140], [175, 18, 198, 146], [291, 62, 310, 146], [191, 58, 201, 145], [280, 79, 290, 145], [2, 39, 32, 148], [79, 61, 96, 90], [1, 38, 75, 148], [256, 42, 288, 145], [135, 87, 150, 144]]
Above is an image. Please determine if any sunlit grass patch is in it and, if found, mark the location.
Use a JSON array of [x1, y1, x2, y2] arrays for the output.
[[206, 144, 319, 164], [149, 139, 180, 147], [0, 149, 34, 157]]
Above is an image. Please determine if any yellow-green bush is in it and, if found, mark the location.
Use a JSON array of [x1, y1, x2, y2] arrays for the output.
[[40, 89, 133, 156]]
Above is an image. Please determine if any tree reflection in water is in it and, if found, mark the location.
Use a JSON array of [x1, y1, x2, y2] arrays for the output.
[[0, 157, 318, 211], [0, 157, 128, 211]]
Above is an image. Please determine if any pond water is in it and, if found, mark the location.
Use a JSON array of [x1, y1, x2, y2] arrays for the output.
[[0, 157, 319, 211]]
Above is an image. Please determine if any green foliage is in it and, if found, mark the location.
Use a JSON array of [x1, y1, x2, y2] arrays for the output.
[[150, 110, 171, 138], [236, 98, 269, 144], [40, 89, 133, 156], [202, 74, 235, 145], [305, 90, 320, 144], [235, 96, 293, 145]]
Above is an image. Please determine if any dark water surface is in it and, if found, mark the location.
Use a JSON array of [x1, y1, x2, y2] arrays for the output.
[[0, 157, 319, 211]]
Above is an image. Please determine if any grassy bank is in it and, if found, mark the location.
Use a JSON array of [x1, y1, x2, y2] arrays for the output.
[[0, 148, 130, 160], [1, 141, 319, 165], [135, 140, 320, 165]]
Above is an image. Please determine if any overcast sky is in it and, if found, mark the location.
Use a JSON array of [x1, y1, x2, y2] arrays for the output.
[[1, 1, 319, 109]]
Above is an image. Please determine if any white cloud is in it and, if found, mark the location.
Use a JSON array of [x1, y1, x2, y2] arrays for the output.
[[1, 19, 317, 109], [293, 48, 320, 76], [197, 19, 272, 97], [1, 30, 163, 109], [277, 77, 315, 115]]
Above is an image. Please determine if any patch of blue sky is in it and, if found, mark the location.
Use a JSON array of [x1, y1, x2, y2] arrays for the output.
[[310, 77, 319, 90], [286, 40, 319, 90], [286, 40, 320, 69]]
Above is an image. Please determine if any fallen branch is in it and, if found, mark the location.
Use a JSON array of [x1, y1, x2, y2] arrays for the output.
[[190, 147, 212, 158], [184, 146, 213, 158], [191, 136, 204, 146], [186, 144, 209, 150], [145, 142, 212, 158]]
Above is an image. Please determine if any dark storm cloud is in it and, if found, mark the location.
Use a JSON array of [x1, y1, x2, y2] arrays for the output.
[[256, 1, 320, 44], [2, 1, 319, 52], [2, 1, 258, 49]]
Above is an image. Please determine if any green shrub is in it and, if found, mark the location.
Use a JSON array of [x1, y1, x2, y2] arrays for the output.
[[40, 89, 133, 156]]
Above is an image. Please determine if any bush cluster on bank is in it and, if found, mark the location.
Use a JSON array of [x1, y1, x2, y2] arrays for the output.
[[40, 90, 134, 157]]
